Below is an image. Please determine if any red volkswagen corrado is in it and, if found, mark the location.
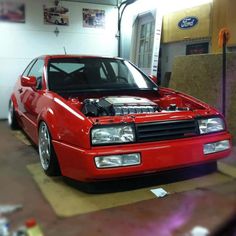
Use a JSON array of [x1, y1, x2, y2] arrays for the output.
[[8, 55, 232, 182]]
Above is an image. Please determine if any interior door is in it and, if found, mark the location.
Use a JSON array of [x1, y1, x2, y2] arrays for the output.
[[135, 13, 155, 75]]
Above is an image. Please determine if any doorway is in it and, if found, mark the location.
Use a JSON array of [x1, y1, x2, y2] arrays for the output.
[[134, 13, 155, 75]]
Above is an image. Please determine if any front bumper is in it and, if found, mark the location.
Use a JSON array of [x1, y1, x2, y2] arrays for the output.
[[53, 132, 232, 181]]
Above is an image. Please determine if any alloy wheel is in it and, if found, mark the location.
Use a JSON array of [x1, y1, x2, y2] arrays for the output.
[[39, 122, 51, 170], [8, 101, 13, 126]]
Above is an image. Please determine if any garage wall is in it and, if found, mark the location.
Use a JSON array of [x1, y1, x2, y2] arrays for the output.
[[170, 53, 236, 143], [160, 3, 212, 83], [0, 0, 118, 119], [212, 0, 236, 53], [161, 39, 210, 82], [162, 3, 211, 43]]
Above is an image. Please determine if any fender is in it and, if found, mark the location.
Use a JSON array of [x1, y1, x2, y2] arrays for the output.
[[10, 94, 18, 111], [37, 95, 93, 149], [37, 106, 59, 140]]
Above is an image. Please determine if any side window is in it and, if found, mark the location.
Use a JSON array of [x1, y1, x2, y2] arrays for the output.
[[110, 62, 118, 77], [111, 61, 131, 82], [28, 59, 45, 90], [22, 59, 36, 77], [100, 63, 108, 80]]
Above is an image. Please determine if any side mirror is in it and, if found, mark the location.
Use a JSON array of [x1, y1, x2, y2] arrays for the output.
[[21, 76, 37, 88]]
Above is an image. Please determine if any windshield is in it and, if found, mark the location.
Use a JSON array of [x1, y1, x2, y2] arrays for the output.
[[47, 58, 157, 92]]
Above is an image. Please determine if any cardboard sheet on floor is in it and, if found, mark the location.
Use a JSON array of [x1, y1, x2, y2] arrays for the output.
[[217, 161, 236, 178], [12, 131, 31, 146], [27, 163, 233, 217]]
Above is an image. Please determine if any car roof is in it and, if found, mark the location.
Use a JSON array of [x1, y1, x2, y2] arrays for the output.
[[38, 55, 123, 61]]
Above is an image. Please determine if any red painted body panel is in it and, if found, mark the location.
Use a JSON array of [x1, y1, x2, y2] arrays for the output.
[[53, 132, 231, 181], [10, 55, 232, 182]]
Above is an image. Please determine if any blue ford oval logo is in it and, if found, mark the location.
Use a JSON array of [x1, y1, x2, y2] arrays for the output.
[[178, 17, 198, 29]]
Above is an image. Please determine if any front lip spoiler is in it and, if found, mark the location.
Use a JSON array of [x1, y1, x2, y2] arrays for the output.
[[64, 162, 217, 193]]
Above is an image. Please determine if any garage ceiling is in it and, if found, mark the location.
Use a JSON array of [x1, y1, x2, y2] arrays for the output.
[[63, 0, 118, 6]]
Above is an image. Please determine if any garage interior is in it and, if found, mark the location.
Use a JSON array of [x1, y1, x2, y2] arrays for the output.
[[0, 0, 236, 235]]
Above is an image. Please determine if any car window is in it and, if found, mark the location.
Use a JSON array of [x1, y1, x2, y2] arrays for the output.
[[47, 58, 157, 92], [28, 59, 45, 90], [100, 65, 108, 80], [110, 61, 131, 82], [22, 59, 36, 77], [49, 62, 85, 74]]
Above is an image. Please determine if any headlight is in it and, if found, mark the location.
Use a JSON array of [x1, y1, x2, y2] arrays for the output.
[[91, 125, 135, 145], [198, 117, 225, 134]]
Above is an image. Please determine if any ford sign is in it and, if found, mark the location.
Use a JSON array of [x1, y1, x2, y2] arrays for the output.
[[178, 17, 198, 29]]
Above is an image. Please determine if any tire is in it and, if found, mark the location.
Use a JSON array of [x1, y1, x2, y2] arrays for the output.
[[38, 122, 61, 176], [8, 100, 19, 130]]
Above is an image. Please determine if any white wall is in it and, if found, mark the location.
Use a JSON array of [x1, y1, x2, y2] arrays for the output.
[[0, 0, 118, 119]]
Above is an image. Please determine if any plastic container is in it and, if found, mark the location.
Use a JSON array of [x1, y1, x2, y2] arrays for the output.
[[0, 218, 9, 236], [25, 219, 44, 236], [12, 226, 27, 236]]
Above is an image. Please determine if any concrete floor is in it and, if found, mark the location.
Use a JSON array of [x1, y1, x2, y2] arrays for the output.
[[0, 120, 236, 236]]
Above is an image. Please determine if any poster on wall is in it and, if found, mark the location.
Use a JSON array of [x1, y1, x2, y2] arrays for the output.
[[43, 0, 69, 26], [0, 1, 25, 23], [83, 8, 105, 28]]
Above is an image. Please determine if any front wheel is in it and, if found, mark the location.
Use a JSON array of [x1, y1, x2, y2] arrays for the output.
[[38, 122, 61, 176], [8, 100, 19, 130]]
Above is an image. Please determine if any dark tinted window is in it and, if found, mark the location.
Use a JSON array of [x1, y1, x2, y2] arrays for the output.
[[47, 58, 157, 92]]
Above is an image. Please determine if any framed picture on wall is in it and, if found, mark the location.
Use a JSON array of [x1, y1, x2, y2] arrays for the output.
[[83, 8, 105, 28], [186, 42, 209, 55], [43, 1, 69, 26], [0, 1, 25, 23]]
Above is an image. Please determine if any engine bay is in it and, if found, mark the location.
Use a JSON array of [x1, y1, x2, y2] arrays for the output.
[[80, 95, 196, 117], [82, 96, 160, 117], [66, 89, 206, 117]]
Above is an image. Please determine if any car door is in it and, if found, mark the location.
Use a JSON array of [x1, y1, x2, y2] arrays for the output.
[[20, 59, 45, 141], [16, 59, 36, 122]]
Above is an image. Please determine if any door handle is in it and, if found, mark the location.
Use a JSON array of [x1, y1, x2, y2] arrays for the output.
[[18, 88, 23, 94]]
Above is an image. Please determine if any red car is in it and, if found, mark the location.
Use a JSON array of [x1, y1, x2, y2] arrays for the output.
[[9, 55, 232, 182]]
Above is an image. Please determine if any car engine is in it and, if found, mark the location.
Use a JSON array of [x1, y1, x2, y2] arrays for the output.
[[82, 96, 160, 117]]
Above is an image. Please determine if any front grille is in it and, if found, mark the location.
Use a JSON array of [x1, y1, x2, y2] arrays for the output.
[[136, 119, 199, 142]]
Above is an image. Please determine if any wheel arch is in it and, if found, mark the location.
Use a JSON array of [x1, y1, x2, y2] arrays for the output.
[[38, 115, 61, 176], [9, 94, 19, 111], [37, 108, 60, 141]]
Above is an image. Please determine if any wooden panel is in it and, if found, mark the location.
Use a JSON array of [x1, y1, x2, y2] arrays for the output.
[[170, 53, 236, 143], [162, 4, 211, 43], [212, 0, 236, 53]]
